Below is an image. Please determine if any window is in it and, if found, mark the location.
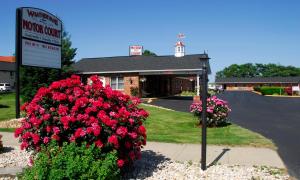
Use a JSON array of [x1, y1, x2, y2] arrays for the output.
[[177, 46, 181, 52], [110, 77, 124, 90], [10, 72, 14, 79]]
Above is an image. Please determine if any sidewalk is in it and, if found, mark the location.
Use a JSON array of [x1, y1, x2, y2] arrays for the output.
[[0, 132, 19, 147], [144, 142, 286, 169], [0, 132, 286, 169]]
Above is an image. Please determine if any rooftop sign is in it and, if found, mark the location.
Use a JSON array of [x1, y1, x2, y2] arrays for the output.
[[129, 45, 143, 56]]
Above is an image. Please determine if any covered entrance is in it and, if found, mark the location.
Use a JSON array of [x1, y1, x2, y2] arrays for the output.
[[140, 75, 196, 97]]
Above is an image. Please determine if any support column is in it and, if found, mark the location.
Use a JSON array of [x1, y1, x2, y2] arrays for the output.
[[196, 74, 200, 96]]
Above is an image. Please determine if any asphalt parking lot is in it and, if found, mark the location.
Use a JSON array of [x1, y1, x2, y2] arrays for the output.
[[146, 91, 300, 178]]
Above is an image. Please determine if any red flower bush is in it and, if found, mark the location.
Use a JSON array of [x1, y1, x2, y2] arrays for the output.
[[15, 75, 148, 167], [190, 96, 231, 127]]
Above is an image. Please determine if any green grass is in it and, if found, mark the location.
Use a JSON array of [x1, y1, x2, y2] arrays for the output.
[[0, 93, 274, 148], [141, 104, 275, 148], [0, 128, 16, 132], [0, 93, 16, 121]]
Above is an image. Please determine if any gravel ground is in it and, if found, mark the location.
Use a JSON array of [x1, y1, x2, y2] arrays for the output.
[[0, 148, 290, 180], [123, 150, 290, 180], [0, 146, 31, 168], [0, 119, 22, 128]]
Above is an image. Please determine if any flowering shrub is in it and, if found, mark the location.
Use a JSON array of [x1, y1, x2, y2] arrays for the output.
[[15, 75, 148, 167], [190, 96, 231, 127]]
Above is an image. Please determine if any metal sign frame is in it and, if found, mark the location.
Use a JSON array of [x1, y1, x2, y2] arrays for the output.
[[15, 7, 62, 118]]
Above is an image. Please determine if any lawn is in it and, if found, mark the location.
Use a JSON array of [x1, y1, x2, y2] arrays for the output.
[[0, 92, 16, 121], [141, 104, 275, 148], [0, 93, 274, 148]]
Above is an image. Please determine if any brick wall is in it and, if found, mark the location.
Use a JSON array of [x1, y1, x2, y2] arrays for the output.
[[123, 75, 139, 96]]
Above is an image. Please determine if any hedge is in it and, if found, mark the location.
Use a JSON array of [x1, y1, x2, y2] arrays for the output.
[[254, 86, 285, 95]]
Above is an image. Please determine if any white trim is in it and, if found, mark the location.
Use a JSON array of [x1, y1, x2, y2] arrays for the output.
[[77, 68, 203, 75], [217, 82, 299, 84]]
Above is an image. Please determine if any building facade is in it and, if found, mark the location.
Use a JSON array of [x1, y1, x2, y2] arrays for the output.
[[74, 42, 211, 97], [0, 56, 15, 89], [215, 77, 300, 91]]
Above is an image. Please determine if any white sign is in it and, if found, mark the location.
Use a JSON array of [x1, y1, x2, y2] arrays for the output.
[[129, 45, 143, 56], [22, 39, 61, 68], [292, 86, 300, 91], [20, 7, 62, 68]]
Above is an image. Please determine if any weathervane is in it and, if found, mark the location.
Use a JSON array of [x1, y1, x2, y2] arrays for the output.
[[177, 33, 185, 41]]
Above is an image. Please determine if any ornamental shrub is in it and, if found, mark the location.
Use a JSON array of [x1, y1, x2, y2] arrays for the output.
[[21, 141, 120, 180], [15, 75, 148, 167], [256, 86, 285, 95], [190, 96, 231, 127]]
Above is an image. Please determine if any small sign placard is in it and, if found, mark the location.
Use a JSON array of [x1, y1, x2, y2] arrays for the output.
[[129, 45, 143, 56]]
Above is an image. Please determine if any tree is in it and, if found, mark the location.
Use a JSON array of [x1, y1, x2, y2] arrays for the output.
[[142, 49, 157, 56], [20, 31, 77, 102], [216, 63, 300, 79]]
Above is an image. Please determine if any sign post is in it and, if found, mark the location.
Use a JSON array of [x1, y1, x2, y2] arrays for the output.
[[200, 64, 208, 170], [15, 7, 62, 118]]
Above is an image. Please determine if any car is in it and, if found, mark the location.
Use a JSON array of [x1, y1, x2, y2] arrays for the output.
[[0, 83, 11, 92]]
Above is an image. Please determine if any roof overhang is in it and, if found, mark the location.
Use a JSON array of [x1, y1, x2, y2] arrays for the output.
[[77, 68, 206, 75]]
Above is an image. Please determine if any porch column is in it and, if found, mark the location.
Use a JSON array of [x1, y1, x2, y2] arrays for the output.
[[196, 73, 200, 96]]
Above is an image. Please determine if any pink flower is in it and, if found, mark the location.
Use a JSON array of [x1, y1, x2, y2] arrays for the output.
[[108, 135, 119, 148], [128, 132, 137, 139], [58, 104, 68, 116], [28, 156, 34, 167], [14, 127, 23, 138], [116, 126, 128, 138], [53, 127, 60, 134], [31, 133, 40, 145], [117, 159, 124, 168], [138, 126, 146, 135], [42, 114, 51, 121], [20, 141, 29, 150], [43, 137, 50, 144], [95, 140, 103, 148], [129, 118, 135, 125]]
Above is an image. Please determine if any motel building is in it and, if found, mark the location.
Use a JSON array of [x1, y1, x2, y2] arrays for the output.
[[215, 76, 300, 91], [74, 41, 211, 97]]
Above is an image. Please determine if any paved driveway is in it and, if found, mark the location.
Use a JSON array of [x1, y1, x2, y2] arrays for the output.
[[146, 92, 300, 178]]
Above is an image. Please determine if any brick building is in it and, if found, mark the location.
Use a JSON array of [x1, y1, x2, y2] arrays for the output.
[[74, 42, 211, 97], [215, 77, 300, 91], [0, 56, 15, 89]]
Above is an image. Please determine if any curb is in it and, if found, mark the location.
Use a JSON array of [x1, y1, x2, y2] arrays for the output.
[[0, 167, 23, 177], [141, 103, 175, 111]]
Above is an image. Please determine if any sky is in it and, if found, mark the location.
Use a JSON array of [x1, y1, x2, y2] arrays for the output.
[[1, 0, 300, 81]]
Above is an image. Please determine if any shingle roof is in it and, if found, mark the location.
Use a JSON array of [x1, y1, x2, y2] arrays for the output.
[[0, 62, 15, 71], [215, 77, 300, 83], [73, 54, 210, 75]]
